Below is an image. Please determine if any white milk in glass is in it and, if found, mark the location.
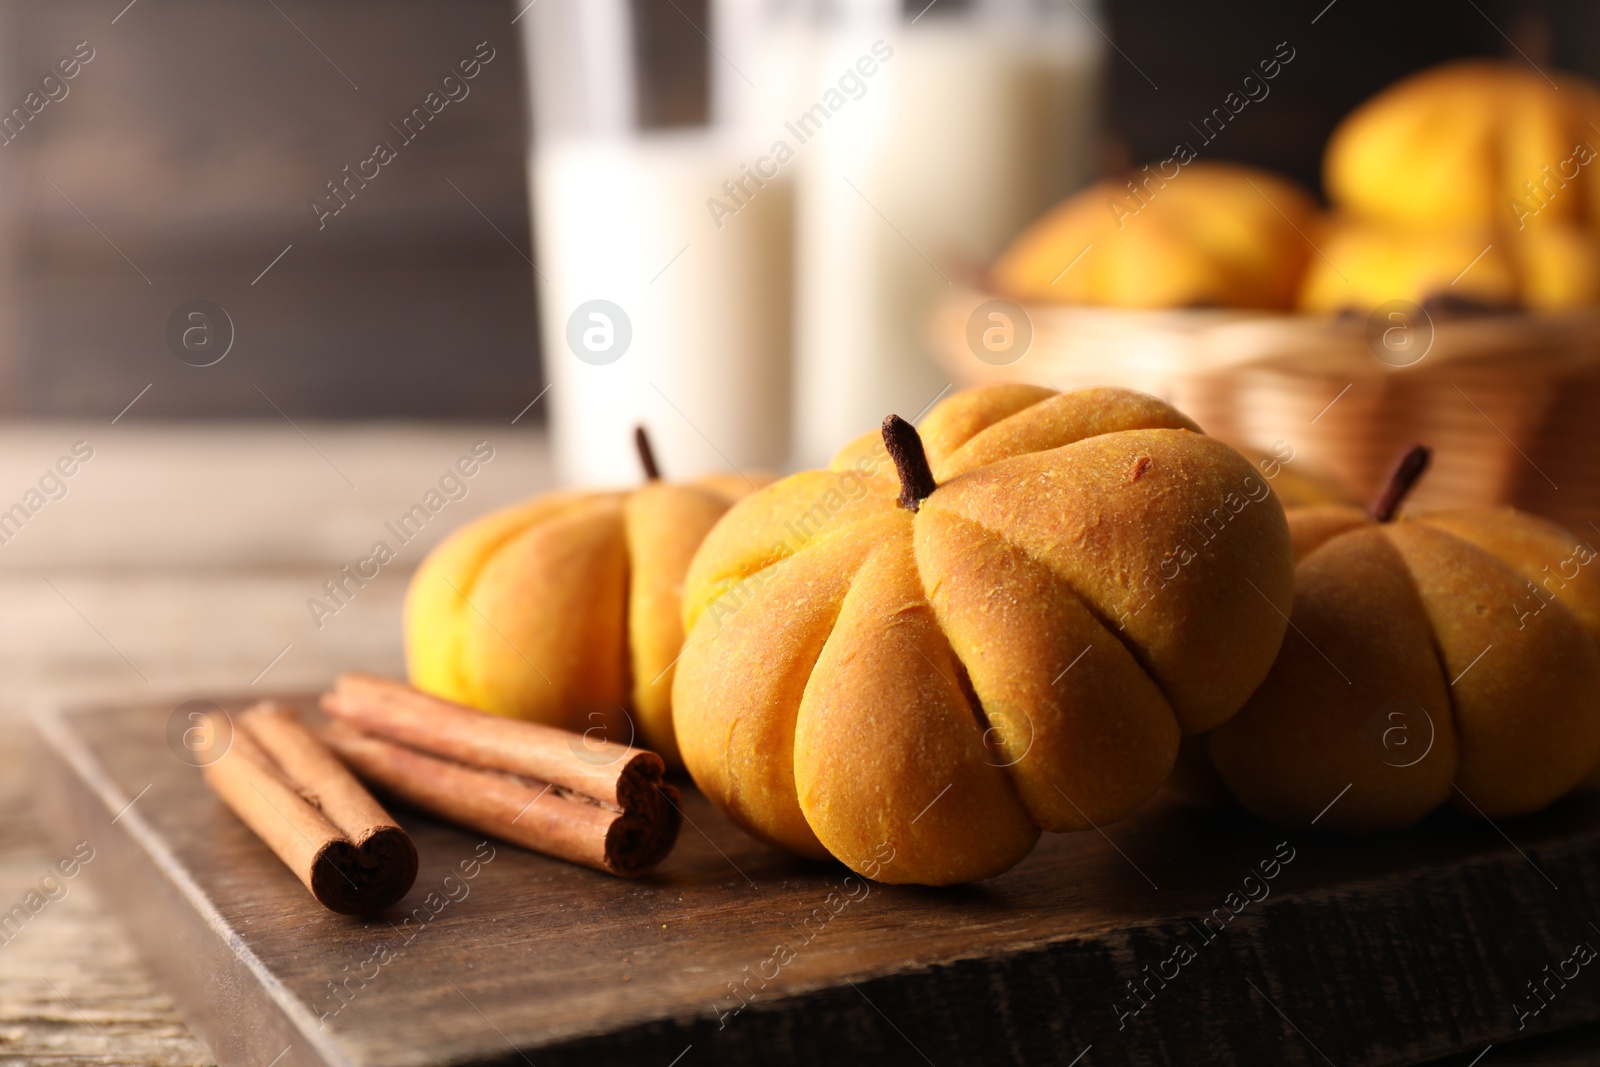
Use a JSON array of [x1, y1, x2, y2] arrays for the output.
[[532, 135, 792, 486], [793, 11, 1102, 465], [525, 0, 799, 487]]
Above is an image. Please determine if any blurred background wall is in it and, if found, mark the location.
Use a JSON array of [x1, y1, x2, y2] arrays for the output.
[[1103, 0, 1593, 195], [0, 0, 1586, 421], [0, 0, 538, 418]]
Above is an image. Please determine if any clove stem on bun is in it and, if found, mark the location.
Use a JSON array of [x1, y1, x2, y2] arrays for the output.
[[634, 425, 662, 482], [882, 414, 938, 513], [1367, 443, 1431, 522]]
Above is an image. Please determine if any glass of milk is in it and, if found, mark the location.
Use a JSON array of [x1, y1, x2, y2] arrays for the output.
[[790, 0, 1105, 465], [523, 0, 801, 486]]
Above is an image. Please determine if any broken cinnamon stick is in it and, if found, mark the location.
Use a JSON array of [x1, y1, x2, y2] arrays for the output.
[[319, 674, 680, 877], [202, 702, 417, 915]]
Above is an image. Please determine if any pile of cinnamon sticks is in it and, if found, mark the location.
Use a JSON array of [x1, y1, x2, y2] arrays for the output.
[[203, 674, 681, 915], [203, 703, 417, 916]]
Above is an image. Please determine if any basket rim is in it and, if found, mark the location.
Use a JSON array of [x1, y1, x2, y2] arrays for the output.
[[935, 288, 1600, 377]]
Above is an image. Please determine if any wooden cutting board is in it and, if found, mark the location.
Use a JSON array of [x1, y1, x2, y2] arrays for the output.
[[32, 696, 1600, 1067]]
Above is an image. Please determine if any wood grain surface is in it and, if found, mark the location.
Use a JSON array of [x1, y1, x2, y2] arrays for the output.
[[34, 692, 1600, 1067], [0, 421, 549, 1066]]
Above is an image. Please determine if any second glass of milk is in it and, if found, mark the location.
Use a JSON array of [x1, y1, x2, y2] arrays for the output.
[[791, 0, 1104, 465], [523, 0, 800, 487]]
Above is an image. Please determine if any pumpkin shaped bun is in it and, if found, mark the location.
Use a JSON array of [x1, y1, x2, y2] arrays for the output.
[[991, 162, 1318, 310], [1297, 222, 1518, 313], [673, 385, 1296, 884], [1296, 217, 1600, 314], [1209, 448, 1600, 831], [1302, 61, 1600, 314], [1325, 60, 1600, 231], [405, 430, 766, 767]]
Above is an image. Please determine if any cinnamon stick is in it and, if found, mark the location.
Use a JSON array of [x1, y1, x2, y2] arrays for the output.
[[319, 674, 680, 877], [323, 672, 663, 812], [320, 723, 679, 877], [202, 702, 417, 915]]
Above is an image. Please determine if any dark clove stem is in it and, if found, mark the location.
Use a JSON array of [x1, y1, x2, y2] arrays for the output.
[[882, 415, 938, 513], [1368, 444, 1431, 522], [634, 425, 661, 482]]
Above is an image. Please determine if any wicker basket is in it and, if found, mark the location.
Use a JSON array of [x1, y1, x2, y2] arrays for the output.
[[931, 292, 1600, 533]]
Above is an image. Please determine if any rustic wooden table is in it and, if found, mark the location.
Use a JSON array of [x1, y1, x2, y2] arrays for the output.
[[0, 420, 549, 1065], [3, 421, 1599, 1067]]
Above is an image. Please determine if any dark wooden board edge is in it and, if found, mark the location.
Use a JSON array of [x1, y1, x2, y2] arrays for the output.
[[32, 703, 351, 1067], [32, 700, 1600, 1067], [476, 842, 1600, 1067]]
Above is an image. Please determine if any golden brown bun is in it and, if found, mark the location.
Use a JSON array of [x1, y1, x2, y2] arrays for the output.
[[405, 472, 765, 766], [674, 385, 1296, 884], [1162, 494, 1360, 808], [1416, 508, 1600, 645], [1296, 218, 1600, 313], [1326, 60, 1600, 232], [1287, 503, 1371, 561], [1210, 510, 1600, 830], [991, 163, 1318, 310], [1309, 60, 1600, 313]]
